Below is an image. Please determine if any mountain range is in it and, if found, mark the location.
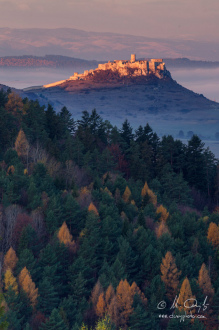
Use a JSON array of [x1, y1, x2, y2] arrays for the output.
[[0, 27, 219, 61]]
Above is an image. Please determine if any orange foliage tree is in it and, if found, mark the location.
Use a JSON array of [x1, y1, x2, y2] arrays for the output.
[[177, 277, 196, 314], [160, 251, 181, 300], [207, 222, 219, 248], [156, 205, 169, 222], [18, 267, 38, 307], [57, 221, 75, 248], [155, 221, 170, 238], [88, 202, 99, 216], [96, 292, 106, 318], [5, 92, 24, 117], [198, 263, 214, 299]]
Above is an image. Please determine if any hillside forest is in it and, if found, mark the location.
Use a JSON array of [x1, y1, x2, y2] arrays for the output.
[[0, 89, 219, 329]]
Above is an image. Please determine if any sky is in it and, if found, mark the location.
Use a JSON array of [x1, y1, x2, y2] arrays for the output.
[[0, 0, 219, 42]]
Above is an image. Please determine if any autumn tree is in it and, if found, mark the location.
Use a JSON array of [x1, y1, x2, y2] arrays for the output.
[[160, 251, 181, 300], [3, 247, 18, 272], [3, 269, 18, 294], [96, 292, 106, 318], [198, 263, 214, 299], [15, 129, 30, 158], [141, 182, 157, 207], [122, 186, 131, 203], [207, 222, 219, 248], [5, 92, 24, 117], [88, 202, 99, 216], [18, 267, 38, 307], [91, 280, 104, 308], [116, 279, 134, 328], [57, 222, 76, 251], [156, 204, 169, 222], [177, 277, 196, 314], [155, 221, 170, 238], [105, 284, 115, 311]]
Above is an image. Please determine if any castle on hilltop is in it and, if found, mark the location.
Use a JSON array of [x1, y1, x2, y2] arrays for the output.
[[69, 54, 167, 81], [43, 54, 168, 88]]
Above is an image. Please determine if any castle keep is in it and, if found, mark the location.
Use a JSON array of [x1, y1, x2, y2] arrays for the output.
[[44, 54, 167, 88]]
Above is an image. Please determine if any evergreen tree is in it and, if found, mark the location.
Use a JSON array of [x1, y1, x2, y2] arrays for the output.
[[40, 308, 68, 330], [38, 278, 60, 316]]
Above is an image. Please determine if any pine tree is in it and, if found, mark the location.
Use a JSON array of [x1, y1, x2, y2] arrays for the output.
[[0, 294, 9, 330], [207, 222, 219, 247], [4, 269, 18, 294], [18, 267, 38, 307], [198, 263, 214, 299], [40, 308, 68, 330], [38, 278, 60, 316], [3, 247, 18, 272], [160, 251, 181, 300], [177, 277, 196, 314]]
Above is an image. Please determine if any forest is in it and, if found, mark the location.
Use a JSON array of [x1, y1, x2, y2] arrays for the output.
[[0, 88, 219, 329]]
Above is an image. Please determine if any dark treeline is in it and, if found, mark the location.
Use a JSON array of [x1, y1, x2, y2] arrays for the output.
[[0, 89, 219, 330]]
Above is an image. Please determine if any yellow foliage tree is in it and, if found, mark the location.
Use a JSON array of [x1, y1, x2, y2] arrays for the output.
[[160, 251, 181, 300], [156, 205, 169, 222], [3, 269, 18, 294], [15, 129, 30, 158], [177, 277, 196, 314], [207, 222, 219, 248], [88, 202, 99, 216], [3, 247, 18, 272], [141, 182, 157, 206], [18, 267, 38, 307], [122, 186, 131, 203], [7, 165, 15, 175], [198, 263, 214, 299]]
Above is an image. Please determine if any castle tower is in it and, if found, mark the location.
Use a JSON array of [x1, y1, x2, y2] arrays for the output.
[[131, 54, 136, 62]]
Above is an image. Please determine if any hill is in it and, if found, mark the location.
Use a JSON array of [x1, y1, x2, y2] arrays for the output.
[[1, 27, 219, 61], [23, 58, 219, 140]]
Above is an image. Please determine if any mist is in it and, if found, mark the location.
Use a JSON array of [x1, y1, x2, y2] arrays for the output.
[[170, 67, 219, 102]]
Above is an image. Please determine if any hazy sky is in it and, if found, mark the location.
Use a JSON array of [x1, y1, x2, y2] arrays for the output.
[[0, 0, 219, 41]]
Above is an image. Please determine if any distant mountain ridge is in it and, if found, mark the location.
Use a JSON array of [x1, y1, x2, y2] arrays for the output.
[[0, 27, 219, 61], [1, 54, 219, 70]]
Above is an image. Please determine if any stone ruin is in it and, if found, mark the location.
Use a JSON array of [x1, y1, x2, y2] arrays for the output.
[[44, 54, 168, 88], [69, 54, 167, 81]]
